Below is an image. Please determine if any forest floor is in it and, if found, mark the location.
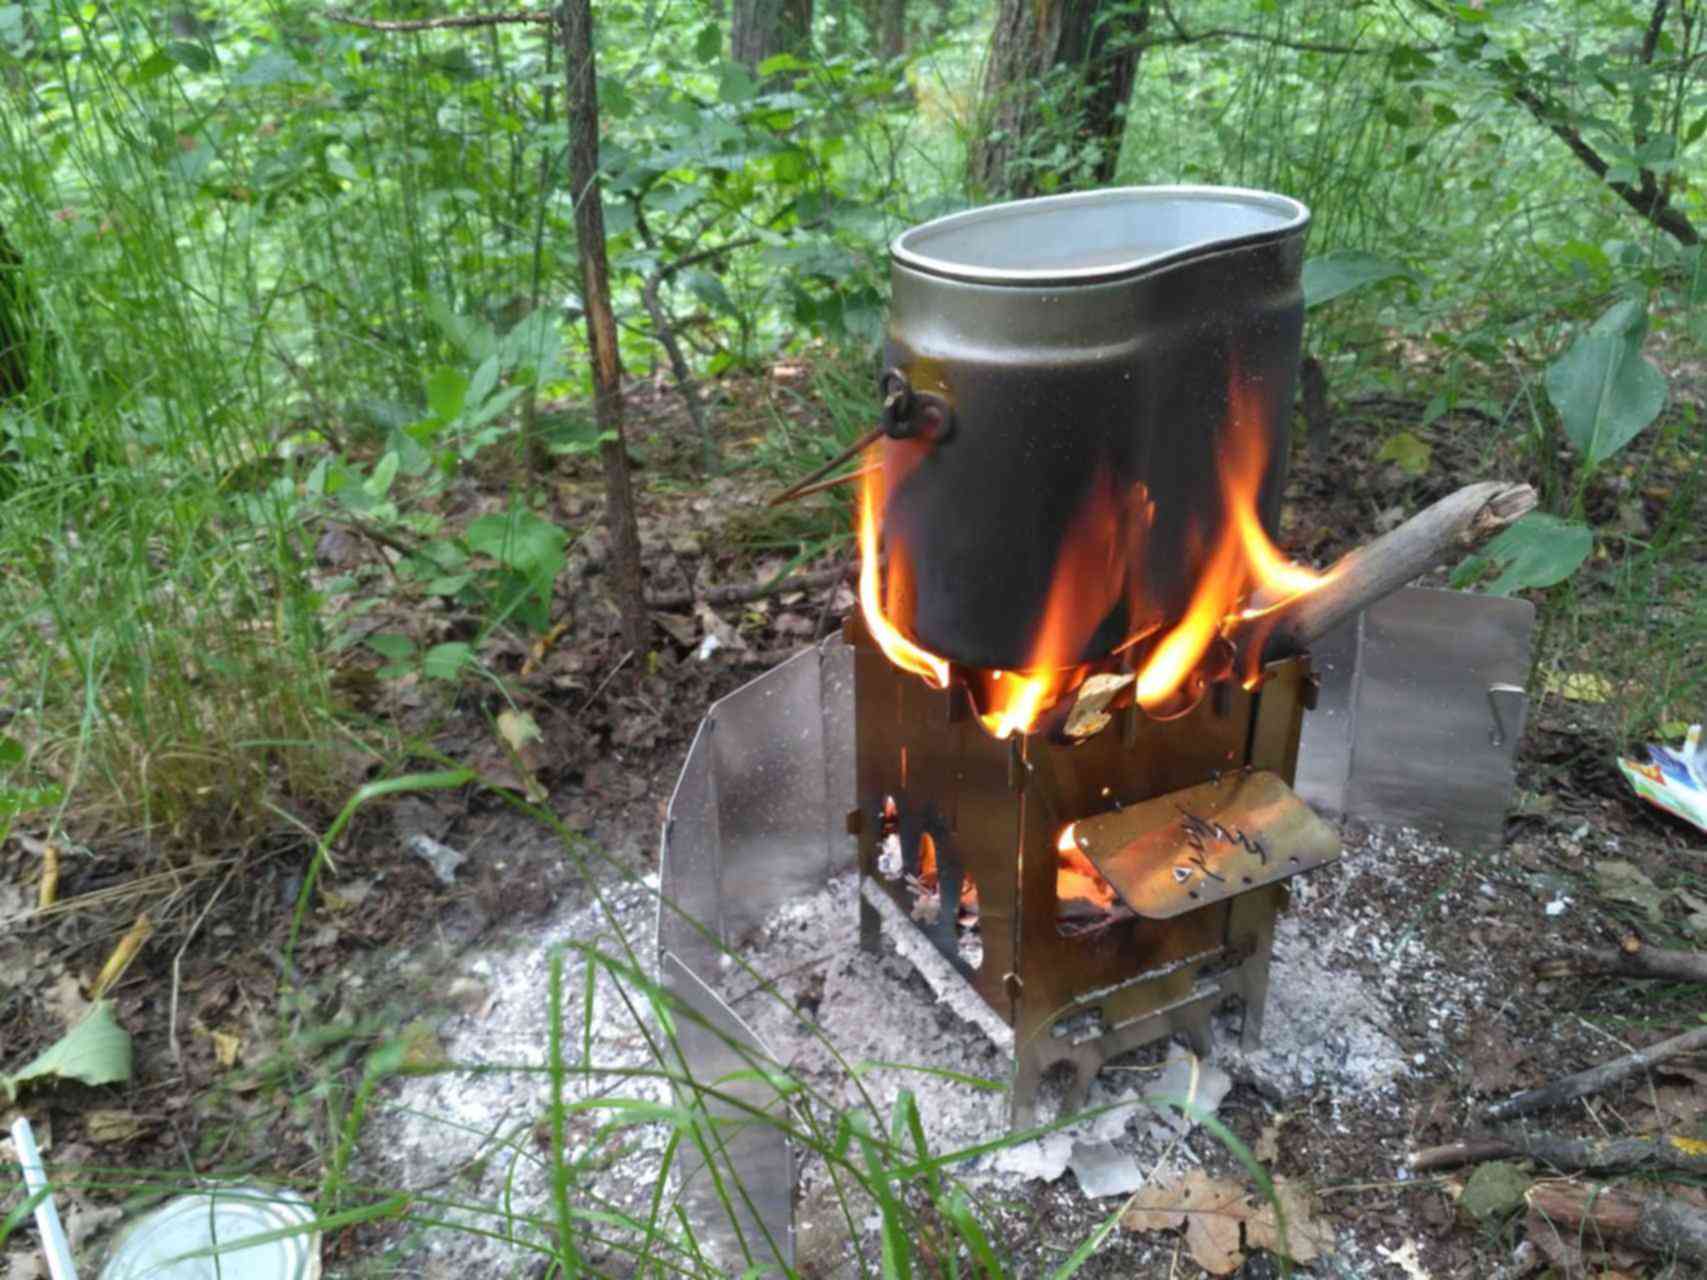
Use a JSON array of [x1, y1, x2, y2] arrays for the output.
[[4, 356, 1707, 1279]]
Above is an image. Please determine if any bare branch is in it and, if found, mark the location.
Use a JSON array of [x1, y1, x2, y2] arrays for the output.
[[1152, 0, 1407, 56], [1642, 0, 1672, 64], [324, 8, 551, 31], [1510, 82, 1699, 245]]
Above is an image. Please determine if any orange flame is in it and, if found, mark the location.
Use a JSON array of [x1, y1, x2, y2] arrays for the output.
[[856, 366, 1332, 737], [1056, 824, 1116, 911], [859, 468, 950, 690], [975, 471, 1140, 737], [1134, 373, 1329, 711]]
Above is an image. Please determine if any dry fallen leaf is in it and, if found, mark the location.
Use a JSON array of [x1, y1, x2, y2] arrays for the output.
[[85, 1109, 147, 1143], [209, 1028, 242, 1068], [1121, 1170, 1246, 1275], [493, 710, 546, 802], [1254, 1113, 1286, 1164], [1374, 1239, 1432, 1279], [1123, 1170, 1336, 1274], [1595, 859, 1665, 923], [496, 708, 542, 755], [1244, 1179, 1334, 1264]]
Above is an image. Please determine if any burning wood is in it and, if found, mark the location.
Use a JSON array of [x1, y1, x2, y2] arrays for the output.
[[1237, 480, 1537, 668]]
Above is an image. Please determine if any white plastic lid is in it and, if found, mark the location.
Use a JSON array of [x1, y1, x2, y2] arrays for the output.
[[101, 1185, 320, 1280]]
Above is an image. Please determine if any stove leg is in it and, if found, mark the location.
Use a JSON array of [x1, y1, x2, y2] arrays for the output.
[[1011, 1047, 1042, 1129], [1228, 885, 1280, 1052], [1182, 1017, 1213, 1062], [859, 876, 881, 954]]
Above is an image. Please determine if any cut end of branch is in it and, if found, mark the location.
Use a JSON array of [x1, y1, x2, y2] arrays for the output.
[[1467, 483, 1537, 538]]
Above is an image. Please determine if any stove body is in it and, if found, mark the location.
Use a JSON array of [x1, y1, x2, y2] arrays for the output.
[[849, 616, 1335, 1125]]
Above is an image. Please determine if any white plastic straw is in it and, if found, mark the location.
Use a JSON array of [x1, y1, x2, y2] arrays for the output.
[[8, 1115, 81, 1280]]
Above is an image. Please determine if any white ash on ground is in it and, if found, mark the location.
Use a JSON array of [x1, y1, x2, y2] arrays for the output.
[[350, 815, 1573, 1277], [360, 872, 674, 1276]]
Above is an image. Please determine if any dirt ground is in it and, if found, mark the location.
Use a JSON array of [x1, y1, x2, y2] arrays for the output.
[[4, 366, 1707, 1279]]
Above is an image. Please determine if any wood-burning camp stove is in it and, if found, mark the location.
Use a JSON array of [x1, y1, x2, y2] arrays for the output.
[[849, 619, 1338, 1126]]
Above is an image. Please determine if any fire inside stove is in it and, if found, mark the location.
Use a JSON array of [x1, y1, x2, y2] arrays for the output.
[[848, 186, 1347, 1125]]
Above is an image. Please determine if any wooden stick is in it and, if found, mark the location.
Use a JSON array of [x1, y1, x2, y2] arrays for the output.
[[1527, 1180, 1707, 1267], [1487, 1023, 1707, 1121], [1411, 1132, 1707, 1176], [645, 563, 851, 612], [768, 425, 884, 506], [324, 8, 551, 30], [1244, 481, 1537, 664], [1537, 942, 1707, 984]]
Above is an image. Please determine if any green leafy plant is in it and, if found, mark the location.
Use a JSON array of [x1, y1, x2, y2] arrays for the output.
[[1455, 295, 1668, 596]]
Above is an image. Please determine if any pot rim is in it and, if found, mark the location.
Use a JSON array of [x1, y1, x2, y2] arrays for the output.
[[890, 185, 1309, 288]]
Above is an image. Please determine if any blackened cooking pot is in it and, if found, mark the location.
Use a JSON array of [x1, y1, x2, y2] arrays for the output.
[[880, 186, 1309, 672]]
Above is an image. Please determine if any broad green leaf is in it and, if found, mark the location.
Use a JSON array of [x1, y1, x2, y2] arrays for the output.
[[0, 7, 26, 49], [756, 52, 809, 77], [364, 633, 416, 661], [1543, 297, 1667, 468], [466, 509, 567, 584], [1451, 513, 1593, 596], [2, 1001, 132, 1101], [466, 354, 501, 410], [164, 41, 214, 72], [0, 784, 62, 817], [426, 367, 469, 423], [424, 574, 472, 596], [0, 735, 21, 768], [1302, 251, 1408, 308], [464, 384, 527, 430], [498, 309, 565, 376], [421, 643, 474, 681], [1375, 431, 1431, 476], [233, 49, 307, 87], [363, 450, 399, 498], [694, 22, 721, 61]]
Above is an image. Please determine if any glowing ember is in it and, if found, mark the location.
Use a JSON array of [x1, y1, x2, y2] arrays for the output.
[[856, 366, 1333, 737], [917, 832, 979, 908], [1056, 824, 1116, 911]]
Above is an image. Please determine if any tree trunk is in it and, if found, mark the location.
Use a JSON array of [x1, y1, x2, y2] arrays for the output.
[[732, 0, 814, 71], [559, 0, 649, 655], [968, 0, 1152, 200], [878, 0, 905, 60]]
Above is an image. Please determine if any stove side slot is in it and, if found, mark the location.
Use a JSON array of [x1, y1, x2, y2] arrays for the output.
[[852, 644, 1020, 1022]]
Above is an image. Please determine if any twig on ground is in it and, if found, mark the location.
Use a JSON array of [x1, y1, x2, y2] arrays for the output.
[[1526, 1179, 1707, 1268], [1487, 1023, 1707, 1121], [324, 8, 551, 31], [812, 557, 853, 639], [1411, 1131, 1707, 1176], [646, 563, 850, 611], [1538, 941, 1707, 984], [575, 648, 633, 712], [169, 862, 240, 1067]]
